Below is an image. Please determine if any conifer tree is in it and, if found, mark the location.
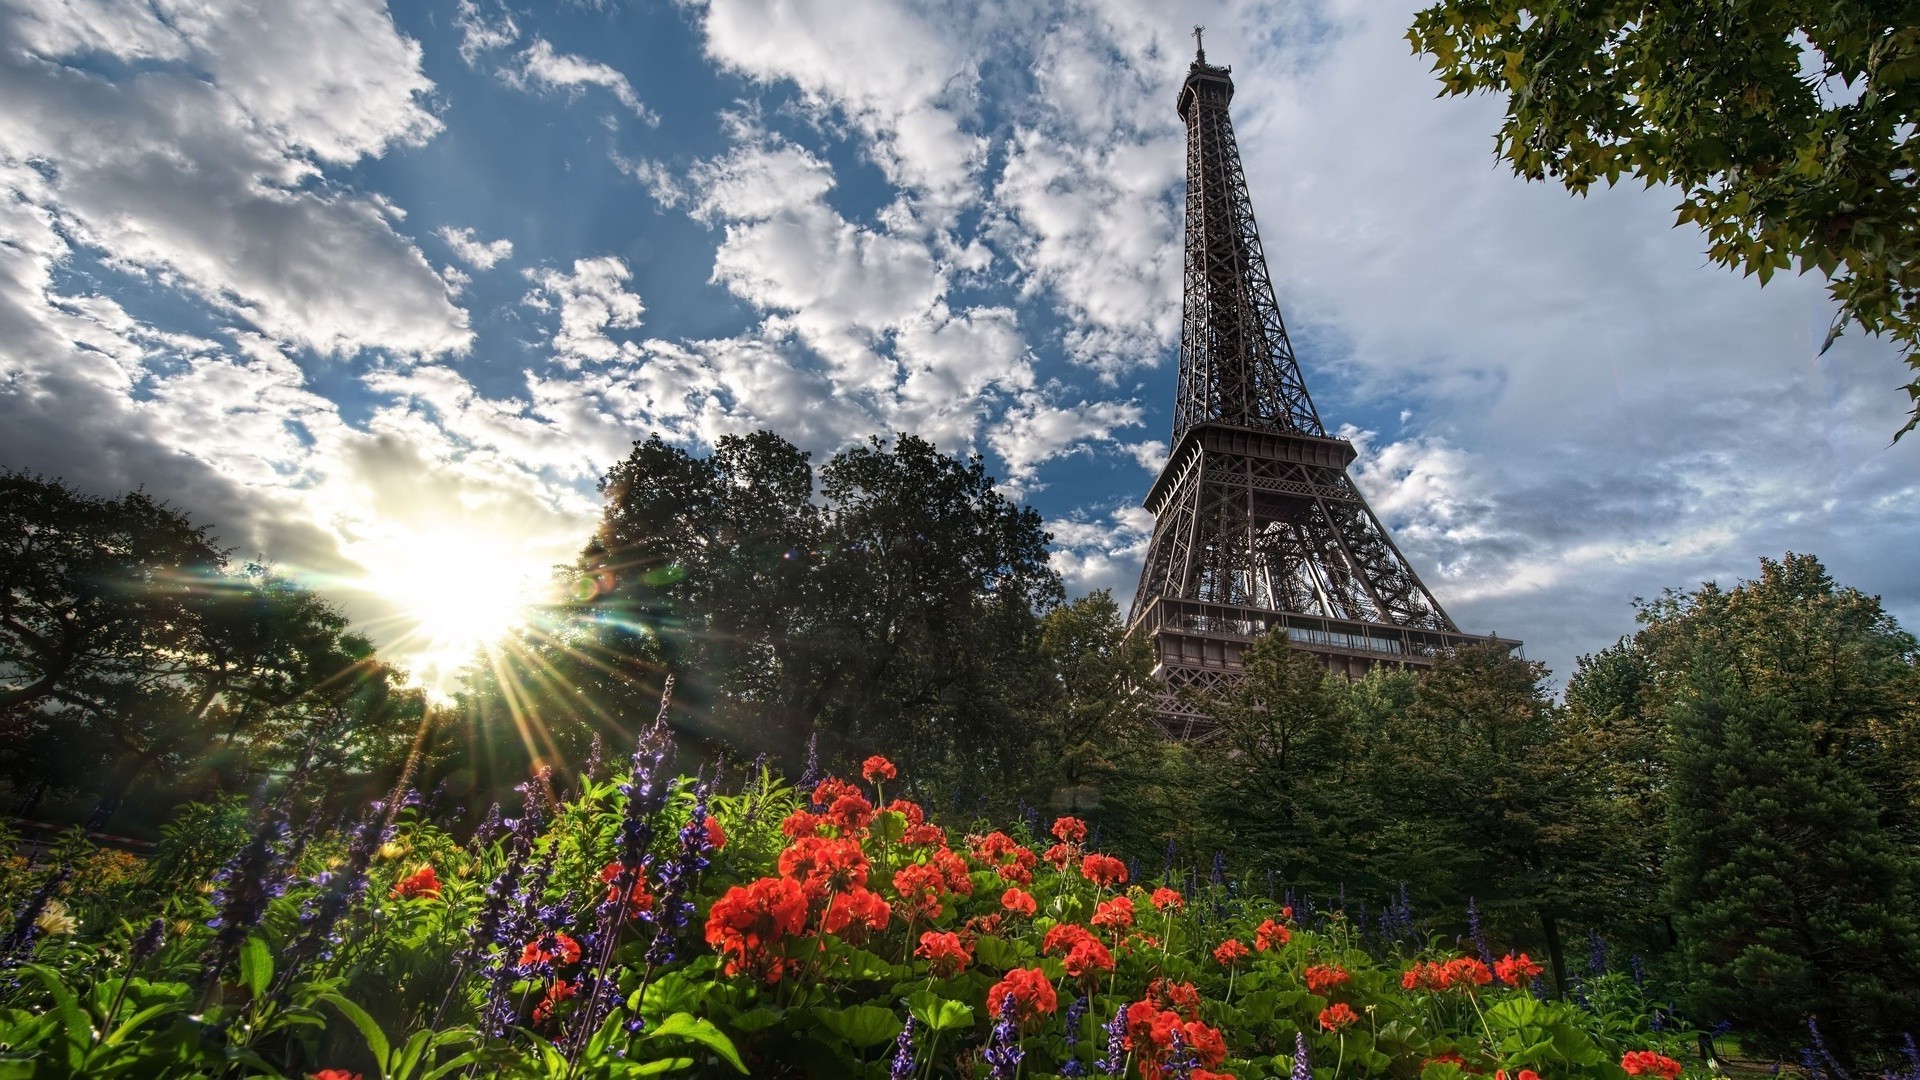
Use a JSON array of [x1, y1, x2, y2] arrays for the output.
[[1665, 664, 1920, 1063]]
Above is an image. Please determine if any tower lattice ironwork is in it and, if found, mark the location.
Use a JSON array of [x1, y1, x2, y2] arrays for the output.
[[1128, 35, 1520, 739]]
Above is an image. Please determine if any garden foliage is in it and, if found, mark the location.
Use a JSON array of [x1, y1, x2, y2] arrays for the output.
[[0, 727, 1693, 1079]]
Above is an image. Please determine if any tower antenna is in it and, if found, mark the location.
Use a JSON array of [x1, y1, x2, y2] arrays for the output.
[[1192, 25, 1205, 63]]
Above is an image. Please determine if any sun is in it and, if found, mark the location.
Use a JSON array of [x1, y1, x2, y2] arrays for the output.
[[359, 529, 546, 689]]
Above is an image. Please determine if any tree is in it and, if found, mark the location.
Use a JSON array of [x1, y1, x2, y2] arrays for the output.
[[1408, 2, 1920, 435], [481, 431, 1063, 798], [1, 473, 420, 822], [1665, 664, 1920, 1063]]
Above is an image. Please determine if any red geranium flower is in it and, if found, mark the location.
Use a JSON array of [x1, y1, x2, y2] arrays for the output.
[[861, 755, 897, 783], [705, 876, 808, 982], [1080, 853, 1127, 889], [1494, 951, 1543, 985], [1404, 956, 1494, 992], [972, 831, 1020, 862], [811, 776, 860, 807], [915, 930, 972, 976], [986, 967, 1058, 1023], [1125, 1000, 1227, 1080], [599, 862, 655, 918], [932, 847, 974, 895], [1043, 922, 1097, 956], [1319, 1002, 1359, 1032], [903, 823, 946, 847], [1063, 936, 1114, 978], [1212, 938, 1249, 966], [1144, 978, 1204, 1020], [390, 865, 440, 900], [780, 809, 826, 838], [1496, 1071, 1543, 1080], [885, 798, 925, 826], [1622, 1051, 1684, 1079], [891, 862, 947, 921], [1051, 816, 1087, 843], [827, 792, 875, 833], [531, 978, 576, 1027], [310, 1072, 362, 1080], [964, 912, 1005, 938], [1001, 887, 1037, 917], [1043, 842, 1075, 870], [1092, 895, 1134, 932], [820, 887, 892, 942], [704, 816, 727, 850], [1304, 964, 1351, 996], [1254, 918, 1291, 952], [778, 835, 869, 900], [1150, 887, 1184, 913], [518, 931, 582, 970]]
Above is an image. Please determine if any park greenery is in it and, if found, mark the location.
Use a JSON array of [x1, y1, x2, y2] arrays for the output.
[[4, 428, 1920, 1074], [1406, 1, 1920, 437]]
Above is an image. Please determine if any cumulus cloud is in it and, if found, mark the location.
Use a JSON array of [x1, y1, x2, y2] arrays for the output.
[[523, 256, 646, 366], [439, 226, 515, 270]]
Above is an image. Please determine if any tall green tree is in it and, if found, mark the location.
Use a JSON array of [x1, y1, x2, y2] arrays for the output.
[[1665, 663, 1920, 1063], [1407, 2, 1920, 435], [474, 431, 1062, 797], [1, 473, 421, 822]]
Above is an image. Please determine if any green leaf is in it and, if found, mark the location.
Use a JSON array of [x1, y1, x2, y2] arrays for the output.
[[727, 1007, 785, 1034], [647, 1012, 749, 1073], [972, 935, 1023, 970], [239, 935, 273, 999], [908, 990, 974, 1032], [812, 1004, 905, 1048], [319, 992, 391, 1079]]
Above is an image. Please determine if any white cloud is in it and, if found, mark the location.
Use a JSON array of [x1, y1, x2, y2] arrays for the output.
[[988, 393, 1146, 482], [522, 256, 647, 366], [454, 0, 520, 65], [0, 0, 469, 358], [439, 226, 515, 270], [509, 39, 656, 123]]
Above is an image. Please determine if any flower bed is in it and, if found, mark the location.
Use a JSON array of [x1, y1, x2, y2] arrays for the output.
[[0, 727, 1690, 1078]]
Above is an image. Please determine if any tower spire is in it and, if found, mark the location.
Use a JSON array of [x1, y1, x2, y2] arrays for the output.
[[1128, 47, 1520, 739], [1192, 25, 1205, 64]]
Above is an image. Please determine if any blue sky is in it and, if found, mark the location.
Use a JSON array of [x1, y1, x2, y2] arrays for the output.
[[2, 0, 1914, 691]]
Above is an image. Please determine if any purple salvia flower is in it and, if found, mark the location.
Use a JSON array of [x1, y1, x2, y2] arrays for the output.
[[1292, 1031, 1311, 1080], [1, 865, 73, 968], [1807, 1017, 1852, 1080], [1166, 1025, 1197, 1080], [985, 995, 1024, 1080], [1467, 896, 1491, 964], [199, 814, 292, 992], [1631, 953, 1645, 987], [1096, 1003, 1129, 1074], [889, 1014, 916, 1080], [130, 918, 166, 967], [287, 805, 387, 971], [582, 733, 605, 785], [472, 803, 504, 848], [798, 731, 820, 793], [1587, 927, 1607, 972], [1162, 837, 1177, 879], [1128, 857, 1141, 885], [1209, 851, 1226, 886]]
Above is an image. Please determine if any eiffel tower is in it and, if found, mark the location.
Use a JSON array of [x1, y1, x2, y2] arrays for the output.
[[1128, 33, 1520, 739]]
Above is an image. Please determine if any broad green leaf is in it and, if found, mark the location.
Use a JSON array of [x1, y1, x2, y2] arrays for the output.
[[908, 990, 974, 1032], [972, 935, 1022, 971], [812, 1004, 904, 1048], [647, 1012, 748, 1073], [319, 992, 391, 1079], [727, 1007, 785, 1034], [239, 935, 273, 999]]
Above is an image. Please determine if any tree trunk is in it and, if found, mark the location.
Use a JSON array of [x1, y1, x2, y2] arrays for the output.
[[1537, 906, 1569, 997]]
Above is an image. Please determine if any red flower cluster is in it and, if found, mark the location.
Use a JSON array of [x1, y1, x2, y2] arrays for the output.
[[1254, 918, 1290, 952], [1050, 815, 1087, 843], [1125, 1000, 1227, 1080], [531, 978, 576, 1028], [1149, 887, 1184, 913], [1319, 1002, 1359, 1032], [1000, 887, 1036, 917], [705, 876, 807, 982], [1622, 1052, 1684, 1079], [389, 865, 440, 900], [1494, 951, 1543, 985], [1496, 1071, 1543, 1080], [1304, 964, 1351, 996], [600, 862, 655, 918], [811, 777, 861, 807], [914, 930, 972, 976], [1402, 956, 1494, 991], [309, 1071, 362, 1080], [986, 967, 1058, 1023], [891, 863, 948, 921], [781, 809, 826, 838], [778, 835, 869, 901], [826, 792, 875, 833], [820, 888, 891, 942], [1079, 853, 1127, 889], [1092, 895, 1134, 932], [861, 755, 897, 783], [1211, 938, 1249, 966], [704, 816, 727, 850], [1144, 978, 1203, 1018], [519, 931, 581, 970], [1043, 923, 1115, 978], [971, 831, 1039, 885]]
